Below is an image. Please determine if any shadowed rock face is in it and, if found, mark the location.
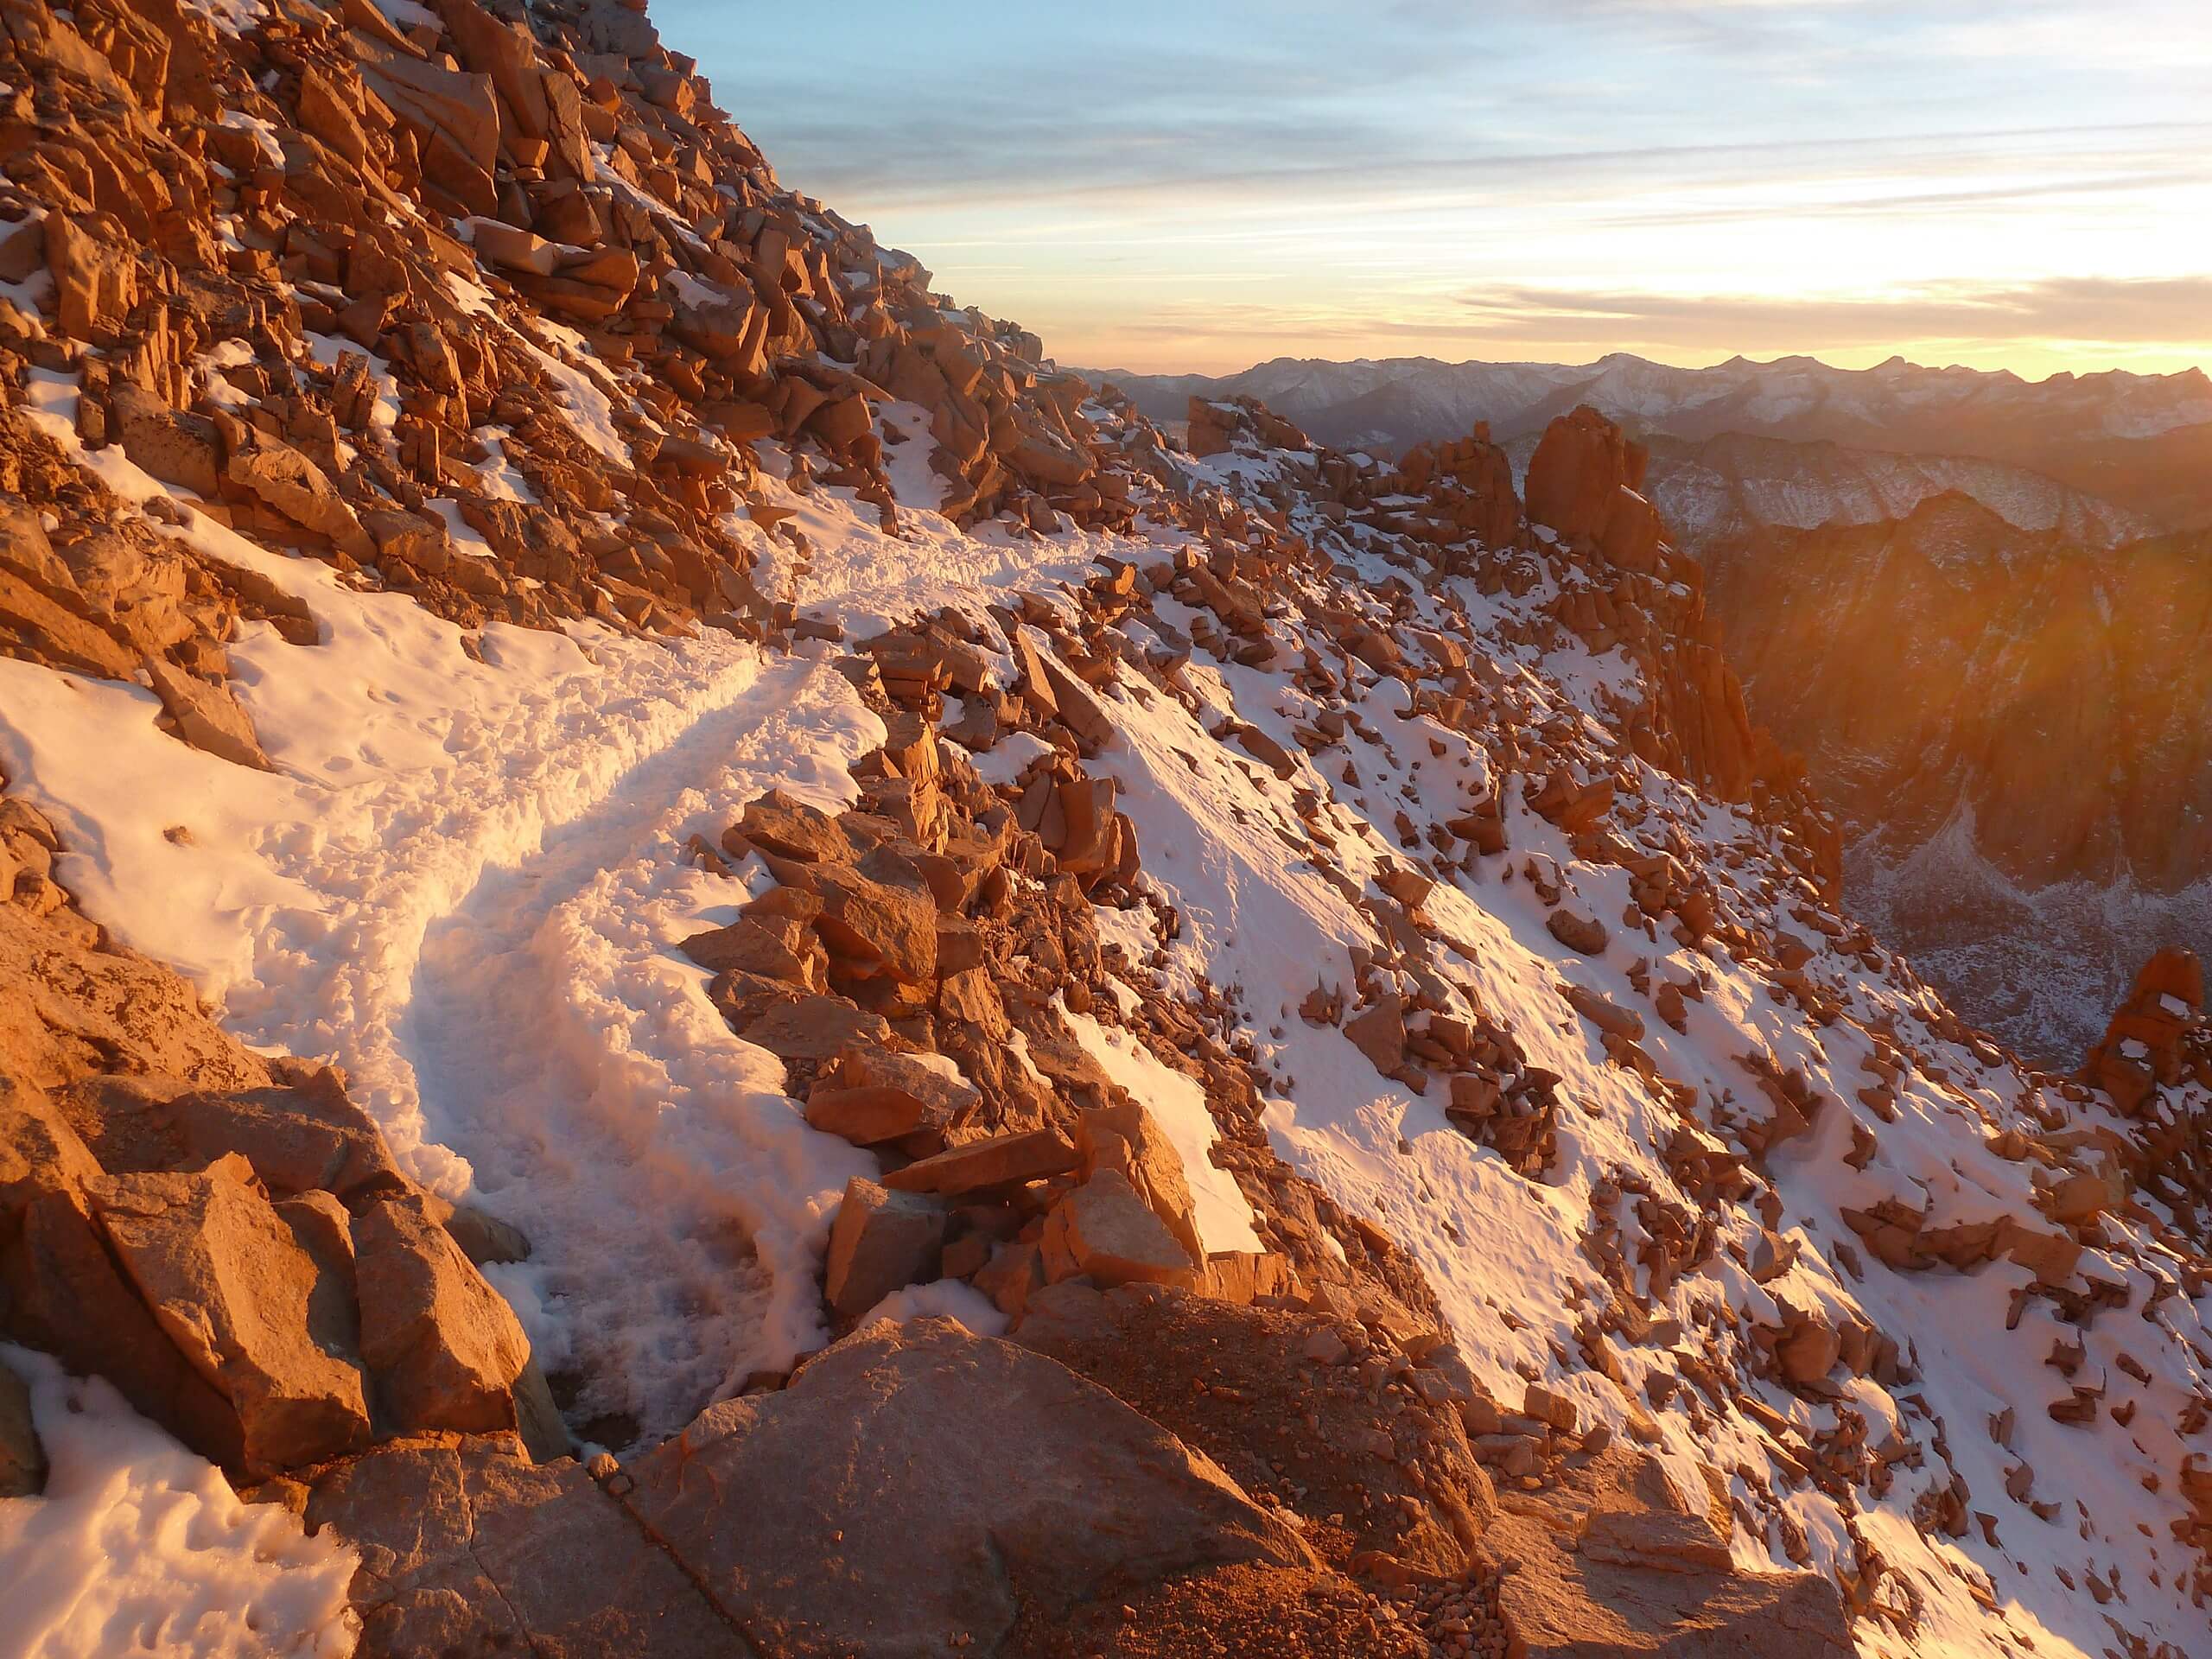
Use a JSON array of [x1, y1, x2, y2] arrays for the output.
[[1690, 491, 2212, 1056], [1702, 495, 2212, 896]]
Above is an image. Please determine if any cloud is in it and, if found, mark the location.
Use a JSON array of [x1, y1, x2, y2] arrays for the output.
[[663, 0, 2212, 378], [768, 105, 2211, 225], [1448, 277, 2212, 352]]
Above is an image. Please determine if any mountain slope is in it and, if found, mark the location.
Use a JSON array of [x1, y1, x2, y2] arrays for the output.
[[0, 4, 2209, 1659], [1122, 358, 2212, 1059]]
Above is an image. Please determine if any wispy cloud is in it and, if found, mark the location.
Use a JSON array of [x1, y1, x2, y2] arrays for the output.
[[1451, 277, 2212, 352], [661, 0, 2212, 378]]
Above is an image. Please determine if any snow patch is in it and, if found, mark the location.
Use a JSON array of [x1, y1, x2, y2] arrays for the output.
[[0, 1346, 358, 1659]]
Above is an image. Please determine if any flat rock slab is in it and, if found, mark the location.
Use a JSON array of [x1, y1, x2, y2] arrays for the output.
[[1039, 1168, 1198, 1291], [623, 1318, 1313, 1656], [737, 995, 894, 1063], [304, 1433, 740, 1658], [823, 1176, 944, 1320], [881, 1127, 1078, 1198], [1486, 1450, 1857, 1657]]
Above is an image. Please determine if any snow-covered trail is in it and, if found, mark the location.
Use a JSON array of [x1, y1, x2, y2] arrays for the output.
[[0, 480, 896, 1440], [398, 649, 884, 1442]]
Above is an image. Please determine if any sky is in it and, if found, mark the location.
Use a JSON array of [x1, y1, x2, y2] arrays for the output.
[[655, 0, 2212, 379]]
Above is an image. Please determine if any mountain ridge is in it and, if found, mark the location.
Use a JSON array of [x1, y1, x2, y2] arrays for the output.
[[1088, 350, 2212, 529]]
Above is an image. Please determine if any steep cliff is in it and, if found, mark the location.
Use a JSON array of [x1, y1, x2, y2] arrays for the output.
[[1693, 493, 2212, 1055]]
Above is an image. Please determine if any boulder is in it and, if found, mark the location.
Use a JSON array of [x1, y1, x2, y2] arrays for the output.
[[804, 1045, 978, 1151], [467, 217, 562, 276], [133, 1075, 401, 1198], [621, 1319, 1313, 1655], [91, 1155, 372, 1475], [226, 441, 373, 558], [1035, 647, 1117, 752], [1526, 404, 1639, 542], [1547, 909, 1610, 957], [364, 508, 453, 576], [297, 67, 372, 169], [1073, 1098, 1203, 1266], [0, 505, 74, 600], [429, 1198, 532, 1268], [810, 865, 937, 984], [352, 1190, 533, 1441], [1343, 994, 1406, 1076], [143, 657, 273, 771], [678, 917, 820, 986], [807, 390, 874, 451], [671, 287, 767, 376], [47, 213, 137, 342], [432, 0, 550, 141], [52, 1071, 397, 1204], [0, 565, 137, 679], [109, 382, 222, 497], [729, 790, 855, 863], [822, 1177, 944, 1320], [734, 995, 893, 1063], [1039, 1168, 1200, 1291], [539, 69, 594, 181], [1776, 1313, 1840, 1387], [353, 35, 499, 178], [2136, 946, 2204, 1010], [0, 1074, 104, 1221]]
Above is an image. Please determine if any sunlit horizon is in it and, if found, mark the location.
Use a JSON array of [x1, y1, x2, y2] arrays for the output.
[[662, 0, 2212, 381]]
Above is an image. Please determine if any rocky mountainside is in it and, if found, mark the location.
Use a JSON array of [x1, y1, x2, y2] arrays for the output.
[[1113, 358, 2212, 1062], [1, 3, 2211, 1659], [1626, 431, 2156, 556]]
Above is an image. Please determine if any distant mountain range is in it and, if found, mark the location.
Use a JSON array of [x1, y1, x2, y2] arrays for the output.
[[1087, 351, 2212, 1061], [1087, 351, 2212, 531]]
